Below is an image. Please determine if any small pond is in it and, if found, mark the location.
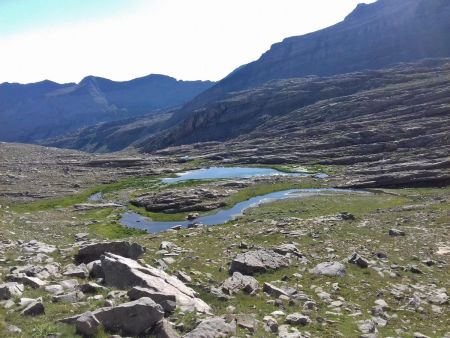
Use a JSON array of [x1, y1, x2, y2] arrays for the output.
[[120, 188, 367, 233], [161, 166, 313, 184], [88, 192, 103, 202]]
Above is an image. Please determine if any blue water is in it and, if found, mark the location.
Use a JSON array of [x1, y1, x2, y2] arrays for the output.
[[88, 192, 103, 201], [120, 188, 366, 233], [161, 167, 308, 184]]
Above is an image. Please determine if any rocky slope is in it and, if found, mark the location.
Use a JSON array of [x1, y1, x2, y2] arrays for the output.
[[138, 60, 449, 187], [178, 0, 450, 112], [0, 75, 213, 143]]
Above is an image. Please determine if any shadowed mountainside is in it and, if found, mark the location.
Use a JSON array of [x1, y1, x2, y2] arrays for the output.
[[177, 0, 450, 115], [0, 75, 214, 143]]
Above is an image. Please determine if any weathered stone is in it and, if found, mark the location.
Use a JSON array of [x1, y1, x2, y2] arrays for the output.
[[75, 241, 145, 264], [59, 279, 79, 290], [7, 325, 22, 334], [76, 297, 164, 336], [127, 286, 177, 313], [310, 262, 346, 277], [101, 253, 210, 313], [52, 291, 85, 303], [358, 319, 377, 334], [263, 282, 290, 298], [21, 301, 45, 316], [160, 241, 179, 252], [263, 316, 278, 333], [45, 284, 64, 295], [153, 319, 181, 338], [63, 264, 89, 278], [75, 233, 89, 242], [273, 244, 303, 257], [86, 260, 104, 279], [285, 313, 311, 326], [75, 312, 100, 337], [183, 317, 236, 338], [7, 275, 46, 289], [20, 240, 56, 254], [236, 315, 258, 333], [0, 282, 24, 300], [221, 272, 259, 295], [177, 271, 192, 283], [78, 282, 105, 294], [428, 291, 448, 305], [347, 252, 369, 268], [389, 229, 406, 237], [229, 249, 290, 275]]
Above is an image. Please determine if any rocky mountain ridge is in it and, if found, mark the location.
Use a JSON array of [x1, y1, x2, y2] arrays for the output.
[[0, 75, 214, 143]]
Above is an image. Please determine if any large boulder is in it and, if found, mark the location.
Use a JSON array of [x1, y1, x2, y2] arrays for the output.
[[229, 250, 290, 275], [0, 282, 24, 300], [101, 253, 210, 313], [183, 317, 236, 338], [310, 262, 346, 277], [21, 301, 45, 316], [75, 297, 164, 336], [75, 241, 145, 264], [220, 272, 259, 295]]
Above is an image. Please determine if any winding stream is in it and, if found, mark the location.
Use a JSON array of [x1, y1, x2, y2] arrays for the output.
[[120, 188, 368, 233]]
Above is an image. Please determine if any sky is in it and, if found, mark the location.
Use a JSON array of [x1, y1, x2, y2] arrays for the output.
[[0, 0, 376, 84]]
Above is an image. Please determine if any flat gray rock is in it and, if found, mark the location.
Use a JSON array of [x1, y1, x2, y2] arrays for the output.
[[75, 241, 145, 264], [221, 272, 259, 295], [310, 262, 346, 277], [229, 249, 290, 275], [183, 317, 236, 338], [75, 297, 164, 336], [0, 282, 24, 300]]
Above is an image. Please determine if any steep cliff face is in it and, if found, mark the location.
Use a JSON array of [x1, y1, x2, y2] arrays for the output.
[[0, 75, 214, 143], [177, 0, 450, 115]]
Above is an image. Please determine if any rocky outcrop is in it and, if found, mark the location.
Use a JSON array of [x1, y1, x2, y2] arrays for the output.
[[100, 253, 210, 313], [75, 241, 145, 264], [131, 188, 228, 213], [75, 297, 164, 336], [229, 249, 290, 275]]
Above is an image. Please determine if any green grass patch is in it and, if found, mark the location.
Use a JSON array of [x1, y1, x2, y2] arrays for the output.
[[225, 180, 322, 207], [89, 221, 147, 240]]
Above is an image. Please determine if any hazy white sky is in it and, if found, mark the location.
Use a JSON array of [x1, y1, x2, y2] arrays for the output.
[[0, 0, 376, 84]]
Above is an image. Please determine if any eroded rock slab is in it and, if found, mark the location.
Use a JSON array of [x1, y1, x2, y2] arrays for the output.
[[101, 253, 210, 313], [75, 241, 145, 264], [183, 317, 236, 338], [310, 262, 346, 277], [75, 297, 164, 336], [229, 249, 290, 275]]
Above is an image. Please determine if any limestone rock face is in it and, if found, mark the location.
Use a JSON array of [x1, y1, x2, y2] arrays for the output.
[[229, 249, 290, 275], [75, 241, 145, 264], [100, 253, 210, 313]]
